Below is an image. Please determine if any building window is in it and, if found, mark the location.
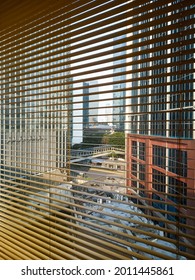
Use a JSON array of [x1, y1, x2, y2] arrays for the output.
[[132, 141, 137, 158], [168, 148, 187, 177], [153, 145, 166, 169], [152, 169, 166, 193], [168, 177, 187, 205], [132, 160, 137, 177], [169, 111, 193, 139], [151, 113, 166, 136], [139, 114, 148, 135], [139, 142, 146, 161], [139, 163, 146, 181]]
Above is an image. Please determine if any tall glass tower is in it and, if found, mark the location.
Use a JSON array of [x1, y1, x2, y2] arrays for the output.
[[113, 35, 126, 131], [126, 0, 195, 246]]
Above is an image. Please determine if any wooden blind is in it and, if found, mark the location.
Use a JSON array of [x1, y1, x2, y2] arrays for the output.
[[0, 0, 194, 260]]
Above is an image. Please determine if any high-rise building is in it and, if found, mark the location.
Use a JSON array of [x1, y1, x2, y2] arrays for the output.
[[0, 45, 69, 179], [113, 35, 126, 131], [83, 81, 99, 128], [126, 1, 195, 246]]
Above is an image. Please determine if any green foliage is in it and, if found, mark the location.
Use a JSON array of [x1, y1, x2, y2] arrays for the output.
[[73, 132, 125, 150], [107, 151, 118, 158], [102, 132, 125, 149]]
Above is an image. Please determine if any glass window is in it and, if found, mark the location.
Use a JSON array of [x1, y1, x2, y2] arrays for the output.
[[153, 145, 166, 169], [132, 160, 137, 177], [168, 148, 187, 177], [139, 163, 146, 181], [139, 142, 145, 161], [168, 177, 187, 205], [152, 169, 166, 193], [132, 141, 137, 157]]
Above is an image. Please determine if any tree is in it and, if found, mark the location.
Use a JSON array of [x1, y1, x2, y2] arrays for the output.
[[102, 132, 125, 149]]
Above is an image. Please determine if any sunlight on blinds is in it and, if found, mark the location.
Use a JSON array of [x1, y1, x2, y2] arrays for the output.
[[0, 0, 194, 260]]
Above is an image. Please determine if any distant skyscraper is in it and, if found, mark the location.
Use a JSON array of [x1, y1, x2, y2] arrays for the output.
[[113, 35, 126, 131], [98, 103, 113, 125], [83, 81, 99, 128]]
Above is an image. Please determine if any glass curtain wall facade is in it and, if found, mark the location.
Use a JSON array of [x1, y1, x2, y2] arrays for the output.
[[1, 54, 68, 174], [113, 35, 126, 131], [126, 0, 195, 251]]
